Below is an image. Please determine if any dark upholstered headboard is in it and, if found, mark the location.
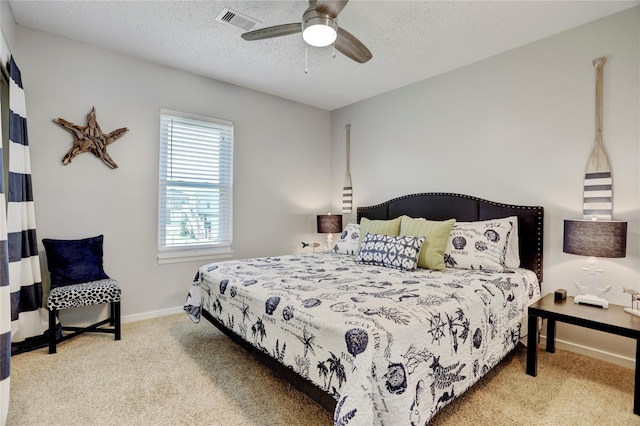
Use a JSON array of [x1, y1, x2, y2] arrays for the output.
[[357, 193, 544, 283]]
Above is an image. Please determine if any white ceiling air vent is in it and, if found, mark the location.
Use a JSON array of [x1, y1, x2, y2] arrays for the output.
[[215, 7, 260, 31]]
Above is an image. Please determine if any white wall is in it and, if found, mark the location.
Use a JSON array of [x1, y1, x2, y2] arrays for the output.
[[331, 7, 640, 366], [11, 25, 331, 324]]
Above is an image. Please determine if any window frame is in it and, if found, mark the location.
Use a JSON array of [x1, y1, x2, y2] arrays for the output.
[[157, 108, 234, 264]]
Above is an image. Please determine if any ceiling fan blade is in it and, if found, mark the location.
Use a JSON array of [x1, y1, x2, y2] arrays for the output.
[[241, 23, 301, 41], [315, 0, 349, 19], [335, 27, 372, 63]]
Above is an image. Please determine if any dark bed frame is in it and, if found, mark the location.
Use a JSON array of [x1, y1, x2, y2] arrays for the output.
[[201, 192, 544, 413]]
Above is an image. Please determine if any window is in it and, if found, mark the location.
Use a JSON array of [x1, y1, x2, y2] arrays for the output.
[[158, 109, 233, 263]]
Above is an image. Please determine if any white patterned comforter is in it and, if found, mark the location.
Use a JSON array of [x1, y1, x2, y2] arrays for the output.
[[185, 252, 540, 425]]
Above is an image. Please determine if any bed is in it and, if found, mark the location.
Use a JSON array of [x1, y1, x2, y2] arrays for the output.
[[185, 192, 544, 425]]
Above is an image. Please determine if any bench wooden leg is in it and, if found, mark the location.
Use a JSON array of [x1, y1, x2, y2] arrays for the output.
[[113, 301, 121, 341], [48, 308, 57, 354]]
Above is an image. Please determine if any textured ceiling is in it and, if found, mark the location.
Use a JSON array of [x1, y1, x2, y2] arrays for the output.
[[8, 0, 639, 110]]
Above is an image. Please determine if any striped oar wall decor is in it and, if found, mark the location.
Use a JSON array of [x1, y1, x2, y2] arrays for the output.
[[342, 124, 353, 214], [583, 57, 612, 220], [583, 171, 612, 219]]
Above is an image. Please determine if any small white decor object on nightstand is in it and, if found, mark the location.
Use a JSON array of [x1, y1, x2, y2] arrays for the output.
[[301, 241, 321, 253], [623, 287, 640, 317]]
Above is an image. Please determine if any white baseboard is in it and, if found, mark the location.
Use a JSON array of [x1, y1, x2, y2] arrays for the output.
[[122, 306, 184, 324], [54, 305, 185, 329], [540, 335, 635, 370]]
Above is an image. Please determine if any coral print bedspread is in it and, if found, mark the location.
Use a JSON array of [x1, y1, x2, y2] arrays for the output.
[[185, 252, 540, 425]]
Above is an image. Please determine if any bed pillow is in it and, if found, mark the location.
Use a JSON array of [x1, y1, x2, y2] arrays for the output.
[[503, 216, 520, 268], [42, 235, 110, 288], [399, 216, 456, 271], [357, 217, 402, 253], [332, 223, 360, 255], [444, 219, 513, 272], [355, 233, 426, 271]]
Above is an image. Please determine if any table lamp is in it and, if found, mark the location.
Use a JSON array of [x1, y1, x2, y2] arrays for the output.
[[563, 219, 627, 308], [317, 214, 342, 251]]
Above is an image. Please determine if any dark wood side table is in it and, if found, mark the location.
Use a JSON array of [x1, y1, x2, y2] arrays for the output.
[[526, 293, 640, 415]]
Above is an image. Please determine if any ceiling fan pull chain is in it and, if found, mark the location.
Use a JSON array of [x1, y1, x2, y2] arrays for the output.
[[305, 45, 309, 74]]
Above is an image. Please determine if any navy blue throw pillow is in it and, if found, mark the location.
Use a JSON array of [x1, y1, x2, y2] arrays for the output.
[[43, 235, 109, 288]]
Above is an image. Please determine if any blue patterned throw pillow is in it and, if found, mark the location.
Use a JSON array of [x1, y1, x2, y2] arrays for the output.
[[355, 233, 426, 271]]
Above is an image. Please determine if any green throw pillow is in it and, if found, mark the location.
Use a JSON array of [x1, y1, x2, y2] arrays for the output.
[[399, 215, 456, 271], [358, 217, 402, 253]]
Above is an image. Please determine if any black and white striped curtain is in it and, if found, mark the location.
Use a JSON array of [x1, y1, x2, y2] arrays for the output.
[[8, 56, 43, 344], [1, 55, 44, 426], [0, 63, 11, 426]]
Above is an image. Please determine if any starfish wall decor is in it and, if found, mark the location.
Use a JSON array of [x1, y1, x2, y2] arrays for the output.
[[53, 107, 128, 169]]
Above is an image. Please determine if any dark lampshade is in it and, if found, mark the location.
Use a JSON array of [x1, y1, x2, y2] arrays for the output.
[[317, 214, 342, 234], [563, 219, 627, 258]]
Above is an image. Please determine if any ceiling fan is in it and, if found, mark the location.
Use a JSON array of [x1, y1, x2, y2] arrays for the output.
[[241, 0, 372, 64]]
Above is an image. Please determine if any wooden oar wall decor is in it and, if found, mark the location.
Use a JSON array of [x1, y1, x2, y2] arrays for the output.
[[342, 124, 353, 214], [583, 57, 612, 220]]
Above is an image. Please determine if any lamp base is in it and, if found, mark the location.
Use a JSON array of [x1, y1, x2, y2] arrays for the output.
[[624, 308, 640, 317], [574, 293, 609, 308], [325, 233, 334, 252]]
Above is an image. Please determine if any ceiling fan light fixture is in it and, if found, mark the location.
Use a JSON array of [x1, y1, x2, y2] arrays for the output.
[[302, 12, 337, 47], [241, 1, 372, 64], [303, 24, 337, 47]]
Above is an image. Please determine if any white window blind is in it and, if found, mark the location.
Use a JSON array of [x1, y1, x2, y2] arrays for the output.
[[158, 109, 233, 262]]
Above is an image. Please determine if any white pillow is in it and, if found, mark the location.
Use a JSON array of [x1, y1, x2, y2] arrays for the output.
[[444, 218, 514, 272], [503, 216, 520, 268], [332, 223, 360, 255]]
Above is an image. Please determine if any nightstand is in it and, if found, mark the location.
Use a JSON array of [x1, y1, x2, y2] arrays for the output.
[[526, 293, 640, 415]]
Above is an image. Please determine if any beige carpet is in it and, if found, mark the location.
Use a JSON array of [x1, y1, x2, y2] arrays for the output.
[[7, 313, 637, 425]]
